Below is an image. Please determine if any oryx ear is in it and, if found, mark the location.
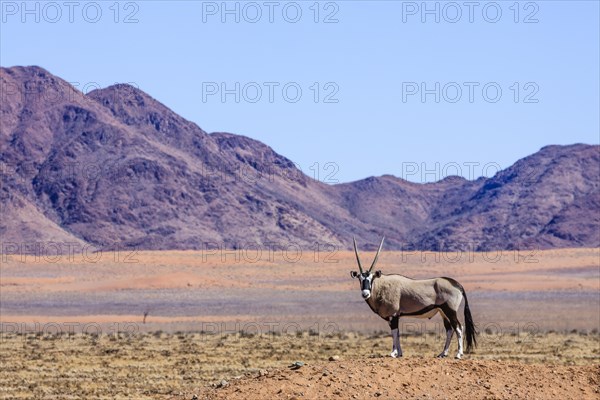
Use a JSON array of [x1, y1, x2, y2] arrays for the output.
[[375, 270, 382, 278], [350, 271, 358, 278]]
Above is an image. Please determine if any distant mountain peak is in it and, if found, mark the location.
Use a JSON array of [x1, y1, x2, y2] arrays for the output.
[[437, 175, 468, 184], [2, 64, 52, 76], [1, 65, 80, 102], [88, 83, 152, 104], [87, 83, 157, 111]]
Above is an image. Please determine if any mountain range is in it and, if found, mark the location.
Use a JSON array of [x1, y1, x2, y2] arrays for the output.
[[1, 66, 598, 252]]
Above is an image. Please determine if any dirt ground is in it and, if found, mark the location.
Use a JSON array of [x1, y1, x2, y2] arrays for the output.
[[0, 331, 598, 399], [196, 357, 599, 400]]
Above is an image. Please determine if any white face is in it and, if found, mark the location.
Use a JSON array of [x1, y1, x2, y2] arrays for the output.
[[351, 271, 374, 299], [360, 274, 373, 299]]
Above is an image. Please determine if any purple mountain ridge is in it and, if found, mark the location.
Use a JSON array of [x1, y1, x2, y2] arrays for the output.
[[1, 66, 598, 252]]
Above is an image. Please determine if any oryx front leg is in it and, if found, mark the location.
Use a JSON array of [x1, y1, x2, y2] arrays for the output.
[[437, 317, 453, 358], [389, 316, 402, 358]]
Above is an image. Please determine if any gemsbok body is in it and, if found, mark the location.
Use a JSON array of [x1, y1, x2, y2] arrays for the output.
[[350, 237, 477, 359]]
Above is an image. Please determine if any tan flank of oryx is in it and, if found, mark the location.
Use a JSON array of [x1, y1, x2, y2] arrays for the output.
[[350, 237, 478, 359]]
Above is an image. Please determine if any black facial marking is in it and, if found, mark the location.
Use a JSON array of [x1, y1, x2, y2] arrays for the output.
[[360, 274, 371, 291], [361, 280, 370, 291]]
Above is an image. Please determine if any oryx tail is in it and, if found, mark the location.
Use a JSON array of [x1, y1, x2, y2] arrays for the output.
[[462, 288, 477, 353]]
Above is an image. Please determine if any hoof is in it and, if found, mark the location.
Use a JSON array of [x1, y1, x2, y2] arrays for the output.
[[455, 354, 463, 360], [390, 350, 402, 358], [436, 353, 448, 359]]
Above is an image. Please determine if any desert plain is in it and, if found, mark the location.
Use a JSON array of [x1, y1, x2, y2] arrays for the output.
[[1, 247, 599, 399]]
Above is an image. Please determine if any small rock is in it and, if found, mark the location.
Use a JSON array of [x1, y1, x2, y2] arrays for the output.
[[374, 391, 382, 397], [483, 383, 491, 390], [329, 355, 340, 361], [289, 361, 304, 370], [322, 370, 330, 377], [217, 379, 229, 388], [259, 369, 268, 377], [191, 395, 198, 400]]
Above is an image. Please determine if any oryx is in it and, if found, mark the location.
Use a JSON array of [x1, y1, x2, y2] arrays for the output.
[[350, 237, 477, 359]]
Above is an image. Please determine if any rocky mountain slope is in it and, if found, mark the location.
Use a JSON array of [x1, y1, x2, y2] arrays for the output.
[[1, 66, 598, 252]]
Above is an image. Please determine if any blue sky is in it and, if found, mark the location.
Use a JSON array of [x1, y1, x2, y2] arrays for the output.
[[1, 1, 598, 183]]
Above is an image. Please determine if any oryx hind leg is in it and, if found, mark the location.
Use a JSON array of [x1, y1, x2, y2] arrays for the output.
[[436, 315, 453, 358], [440, 304, 464, 359], [454, 322, 464, 359]]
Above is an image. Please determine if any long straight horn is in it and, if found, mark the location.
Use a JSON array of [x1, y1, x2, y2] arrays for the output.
[[353, 237, 364, 274], [368, 236, 385, 273]]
